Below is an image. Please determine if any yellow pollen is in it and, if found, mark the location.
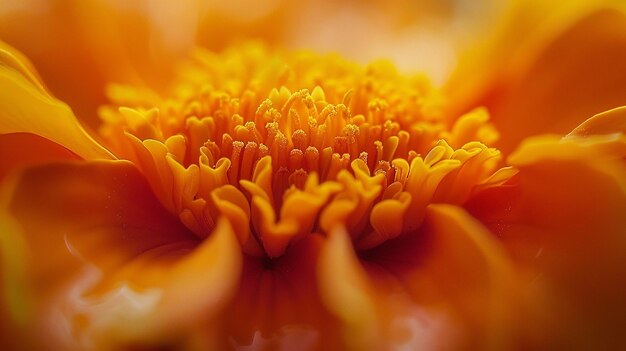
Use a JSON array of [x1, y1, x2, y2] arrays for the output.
[[99, 43, 514, 258]]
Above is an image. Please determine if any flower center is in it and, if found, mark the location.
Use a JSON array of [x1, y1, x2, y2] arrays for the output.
[[99, 43, 515, 258]]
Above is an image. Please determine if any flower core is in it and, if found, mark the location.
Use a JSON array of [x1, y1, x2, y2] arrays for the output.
[[99, 43, 515, 258]]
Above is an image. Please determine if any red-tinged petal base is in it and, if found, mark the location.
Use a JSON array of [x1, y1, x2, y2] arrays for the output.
[[226, 234, 342, 351]]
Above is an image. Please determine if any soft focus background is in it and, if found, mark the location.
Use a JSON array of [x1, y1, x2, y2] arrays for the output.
[[6, 0, 623, 156], [0, 0, 502, 129]]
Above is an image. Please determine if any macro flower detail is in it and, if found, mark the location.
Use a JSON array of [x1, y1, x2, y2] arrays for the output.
[[0, 40, 521, 350], [97, 44, 512, 259], [2, 2, 626, 351]]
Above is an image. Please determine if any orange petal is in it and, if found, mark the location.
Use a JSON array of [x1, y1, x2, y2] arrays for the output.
[[0, 0, 168, 128], [425, 204, 516, 348], [360, 204, 519, 349], [448, 5, 626, 153], [4, 160, 194, 277], [318, 226, 382, 351], [470, 128, 626, 348], [567, 105, 626, 137], [226, 234, 340, 351], [0, 213, 32, 350], [0, 133, 79, 181], [364, 191, 412, 249], [0, 42, 114, 159], [78, 219, 243, 350], [3, 160, 241, 348], [151, 219, 241, 325], [506, 133, 626, 262]]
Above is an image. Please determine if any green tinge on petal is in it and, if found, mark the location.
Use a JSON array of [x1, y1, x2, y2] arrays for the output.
[[0, 42, 114, 160]]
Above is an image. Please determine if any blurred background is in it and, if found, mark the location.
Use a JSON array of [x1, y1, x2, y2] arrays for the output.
[[0, 0, 503, 128]]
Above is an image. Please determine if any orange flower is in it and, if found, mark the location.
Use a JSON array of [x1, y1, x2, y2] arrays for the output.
[[1, 1, 626, 350]]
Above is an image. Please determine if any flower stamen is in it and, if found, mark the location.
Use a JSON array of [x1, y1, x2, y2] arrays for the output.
[[99, 43, 513, 258]]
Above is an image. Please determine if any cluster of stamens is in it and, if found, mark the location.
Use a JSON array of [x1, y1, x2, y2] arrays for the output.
[[99, 43, 515, 258]]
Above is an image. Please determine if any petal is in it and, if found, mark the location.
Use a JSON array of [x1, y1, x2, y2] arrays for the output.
[[0, 0, 166, 127], [79, 219, 243, 350], [3, 160, 194, 278], [359, 204, 519, 349], [506, 133, 626, 263], [2, 160, 242, 348], [468, 122, 626, 348], [158, 219, 241, 326], [0, 213, 32, 350], [317, 226, 382, 351], [0, 42, 114, 159], [422, 204, 518, 349], [0, 133, 79, 181], [448, 4, 626, 153], [567, 105, 626, 137], [0, 0, 283, 128], [226, 234, 339, 351]]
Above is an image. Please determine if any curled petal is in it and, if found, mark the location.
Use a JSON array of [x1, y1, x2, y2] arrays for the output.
[[419, 205, 517, 349], [567, 105, 626, 137], [363, 191, 412, 249], [3, 160, 194, 276], [359, 204, 519, 349], [0, 42, 113, 160], [2, 160, 243, 349], [318, 226, 382, 351], [468, 112, 626, 348], [115, 219, 243, 348], [211, 185, 251, 244], [250, 195, 299, 258]]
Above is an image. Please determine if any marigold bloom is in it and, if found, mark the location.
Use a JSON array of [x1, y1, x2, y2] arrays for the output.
[[1, 1, 626, 351]]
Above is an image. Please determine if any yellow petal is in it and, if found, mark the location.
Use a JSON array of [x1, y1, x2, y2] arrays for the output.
[[250, 195, 299, 258], [0, 42, 114, 159], [364, 191, 412, 249], [211, 185, 251, 244]]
